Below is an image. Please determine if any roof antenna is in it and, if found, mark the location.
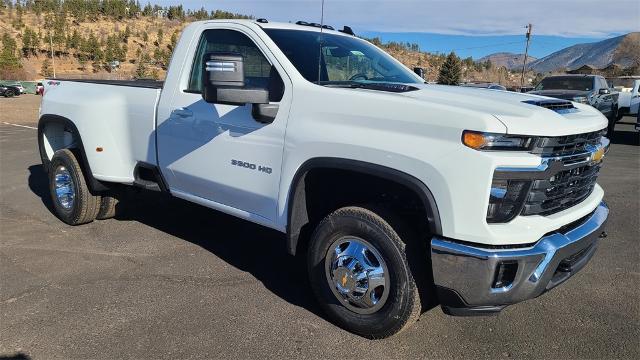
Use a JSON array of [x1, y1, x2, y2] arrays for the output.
[[316, 0, 325, 84]]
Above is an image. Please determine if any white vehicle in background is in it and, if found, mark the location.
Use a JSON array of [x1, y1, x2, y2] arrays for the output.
[[38, 19, 611, 338], [612, 76, 639, 119]]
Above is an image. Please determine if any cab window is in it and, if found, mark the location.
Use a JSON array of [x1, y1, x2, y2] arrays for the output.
[[187, 29, 284, 101]]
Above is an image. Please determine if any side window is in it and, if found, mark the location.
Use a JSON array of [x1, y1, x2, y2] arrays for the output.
[[187, 29, 284, 101]]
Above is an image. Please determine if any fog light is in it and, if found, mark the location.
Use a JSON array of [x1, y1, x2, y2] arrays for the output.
[[487, 179, 531, 223], [492, 261, 518, 289]]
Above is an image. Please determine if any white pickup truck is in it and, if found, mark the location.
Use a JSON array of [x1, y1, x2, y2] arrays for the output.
[[39, 19, 610, 338], [615, 78, 640, 119]]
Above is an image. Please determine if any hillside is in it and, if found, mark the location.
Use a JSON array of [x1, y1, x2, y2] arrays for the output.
[[528, 32, 640, 73], [0, 1, 530, 87], [0, 1, 250, 80], [478, 52, 537, 70]]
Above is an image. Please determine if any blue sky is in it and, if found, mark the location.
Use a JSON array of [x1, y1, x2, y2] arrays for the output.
[[155, 0, 640, 59]]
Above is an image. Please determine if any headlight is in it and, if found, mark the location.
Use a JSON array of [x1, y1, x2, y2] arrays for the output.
[[487, 179, 531, 223], [462, 131, 535, 151], [572, 96, 588, 104]]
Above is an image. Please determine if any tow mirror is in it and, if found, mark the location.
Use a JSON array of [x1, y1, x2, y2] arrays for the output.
[[202, 52, 268, 106], [202, 52, 278, 123], [413, 67, 424, 79], [598, 88, 610, 95]]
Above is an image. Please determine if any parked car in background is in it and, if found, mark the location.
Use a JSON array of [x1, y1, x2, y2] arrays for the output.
[[6, 82, 26, 94], [611, 77, 639, 120], [0, 84, 21, 97], [36, 82, 44, 95], [461, 82, 507, 90], [529, 75, 619, 135]]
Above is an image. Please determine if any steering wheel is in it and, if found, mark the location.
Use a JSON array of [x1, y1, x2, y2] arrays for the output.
[[349, 73, 368, 81]]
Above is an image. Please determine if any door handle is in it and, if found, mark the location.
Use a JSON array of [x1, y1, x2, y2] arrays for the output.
[[172, 108, 193, 118]]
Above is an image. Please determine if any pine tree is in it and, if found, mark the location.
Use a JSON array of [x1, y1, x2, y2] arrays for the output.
[[22, 27, 33, 56], [124, 25, 131, 41], [41, 58, 53, 77], [169, 30, 178, 50], [78, 56, 87, 71], [437, 52, 462, 85], [135, 53, 149, 78], [0, 33, 22, 69], [156, 28, 163, 46]]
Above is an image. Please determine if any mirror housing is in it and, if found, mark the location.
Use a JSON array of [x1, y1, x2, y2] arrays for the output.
[[413, 67, 424, 79], [202, 52, 269, 106], [598, 88, 610, 95]]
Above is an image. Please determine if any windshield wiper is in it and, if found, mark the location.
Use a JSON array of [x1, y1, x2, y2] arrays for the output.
[[322, 81, 419, 93]]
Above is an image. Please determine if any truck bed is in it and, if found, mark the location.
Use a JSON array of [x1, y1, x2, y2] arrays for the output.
[[41, 79, 162, 183]]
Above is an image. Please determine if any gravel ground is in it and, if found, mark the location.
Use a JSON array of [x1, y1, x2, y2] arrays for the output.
[[0, 95, 41, 125], [0, 98, 638, 359]]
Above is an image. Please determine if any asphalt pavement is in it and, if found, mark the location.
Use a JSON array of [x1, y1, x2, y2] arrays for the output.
[[0, 116, 638, 359]]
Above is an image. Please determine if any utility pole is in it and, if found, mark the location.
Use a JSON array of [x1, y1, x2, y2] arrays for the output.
[[49, 31, 56, 78], [520, 23, 532, 89]]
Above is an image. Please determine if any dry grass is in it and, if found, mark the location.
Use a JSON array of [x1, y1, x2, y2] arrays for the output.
[[2, 10, 185, 80]]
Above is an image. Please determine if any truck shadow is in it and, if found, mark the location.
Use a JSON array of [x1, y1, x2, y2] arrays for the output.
[[27, 164, 323, 318], [609, 129, 639, 146]]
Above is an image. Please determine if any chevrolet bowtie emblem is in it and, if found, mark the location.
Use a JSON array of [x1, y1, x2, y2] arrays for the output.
[[592, 147, 605, 162]]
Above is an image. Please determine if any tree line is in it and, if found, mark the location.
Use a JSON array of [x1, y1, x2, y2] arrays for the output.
[[0, 0, 253, 78], [2, 0, 252, 22]]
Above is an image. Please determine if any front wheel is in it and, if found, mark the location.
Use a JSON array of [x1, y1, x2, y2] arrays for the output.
[[4, 89, 15, 98], [48, 149, 102, 225], [307, 206, 422, 338]]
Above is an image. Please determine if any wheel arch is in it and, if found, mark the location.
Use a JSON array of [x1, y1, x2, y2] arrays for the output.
[[38, 114, 109, 192], [285, 157, 442, 256]]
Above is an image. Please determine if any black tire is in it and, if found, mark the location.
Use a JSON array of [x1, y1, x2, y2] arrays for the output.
[[4, 89, 15, 98], [307, 206, 422, 338], [48, 149, 101, 225], [96, 192, 119, 220]]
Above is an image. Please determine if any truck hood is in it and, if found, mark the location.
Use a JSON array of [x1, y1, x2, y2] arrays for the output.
[[398, 84, 607, 136]]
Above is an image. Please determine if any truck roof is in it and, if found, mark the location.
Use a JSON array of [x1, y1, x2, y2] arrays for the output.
[[545, 74, 603, 78], [198, 19, 353, 37]]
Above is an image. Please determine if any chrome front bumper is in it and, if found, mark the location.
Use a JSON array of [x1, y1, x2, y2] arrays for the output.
[[431, 201, 609, 316]]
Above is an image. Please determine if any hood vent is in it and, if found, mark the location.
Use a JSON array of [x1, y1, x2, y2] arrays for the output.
[[523, 99, 578, 114]]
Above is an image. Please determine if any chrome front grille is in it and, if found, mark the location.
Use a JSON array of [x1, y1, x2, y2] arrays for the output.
[[521, 131, 605, 216], [532, 130, 603, 157]]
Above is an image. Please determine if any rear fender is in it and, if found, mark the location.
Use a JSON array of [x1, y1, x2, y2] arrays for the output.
[[38, 114, 109, 192]]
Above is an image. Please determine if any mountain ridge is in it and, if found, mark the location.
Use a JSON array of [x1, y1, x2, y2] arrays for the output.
[[478, 52, 537, 70], [481, 32, 640, 73]]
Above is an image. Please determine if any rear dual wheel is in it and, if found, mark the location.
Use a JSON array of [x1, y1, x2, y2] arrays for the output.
[[307, 206, 424, 338], [48, 149, 119, 224]]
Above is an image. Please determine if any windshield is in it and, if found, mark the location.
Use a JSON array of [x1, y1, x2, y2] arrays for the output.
[[535, 77, 594, 91], [609, 78, 638, 88], [263, 29, 421, 85]]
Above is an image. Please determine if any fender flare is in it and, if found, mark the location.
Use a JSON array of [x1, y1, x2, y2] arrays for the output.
[[38, 114, 109, 192], [285, 157, 442, 255]]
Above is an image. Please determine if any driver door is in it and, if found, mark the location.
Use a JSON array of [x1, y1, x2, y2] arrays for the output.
[[156, 27, 290, 224]]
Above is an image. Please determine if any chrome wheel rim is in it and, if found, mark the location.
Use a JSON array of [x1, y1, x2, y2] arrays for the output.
[[54, 166, 75, 210], [325, 237, 390, 314]]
